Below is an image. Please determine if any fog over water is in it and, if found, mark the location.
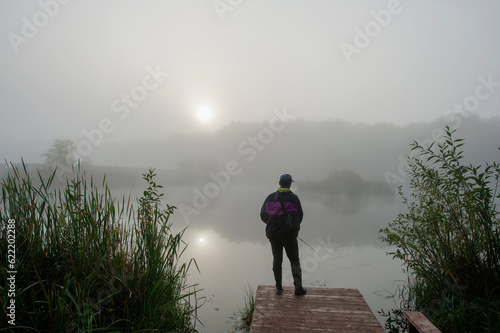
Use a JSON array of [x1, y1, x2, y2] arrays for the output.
[[1, 1, 500, 163], [1, 115, 499, 331], [142, 182, 406, 333], [1, 1, 500, 331], [82, 115, 496, 332]]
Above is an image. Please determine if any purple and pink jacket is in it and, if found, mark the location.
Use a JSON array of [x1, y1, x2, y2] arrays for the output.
[[260, 188, 303, 240]]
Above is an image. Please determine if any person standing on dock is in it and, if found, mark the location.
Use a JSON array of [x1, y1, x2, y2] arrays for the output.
[[260, 173, 307, 296]]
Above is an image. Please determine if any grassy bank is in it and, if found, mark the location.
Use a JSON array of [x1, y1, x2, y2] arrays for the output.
[[0, 163, 200, 332]]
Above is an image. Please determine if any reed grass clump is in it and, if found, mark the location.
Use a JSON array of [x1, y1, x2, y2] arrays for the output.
[[380, 127, 500, 332], [0, 163, 200, 332], [229, 285, 255, 333]]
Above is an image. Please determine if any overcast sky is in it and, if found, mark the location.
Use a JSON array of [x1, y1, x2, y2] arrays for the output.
[[1, 0, 499, 163]]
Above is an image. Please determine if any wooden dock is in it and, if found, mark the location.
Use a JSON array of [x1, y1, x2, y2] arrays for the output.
[[250, 285, 384, 332]]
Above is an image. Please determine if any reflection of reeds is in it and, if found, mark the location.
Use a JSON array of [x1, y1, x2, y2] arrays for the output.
[[0, 161, 201, 332], [229, 285, 255, 333]]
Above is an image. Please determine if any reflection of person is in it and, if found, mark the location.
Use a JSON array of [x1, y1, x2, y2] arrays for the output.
[[260, 174, 307, 296]]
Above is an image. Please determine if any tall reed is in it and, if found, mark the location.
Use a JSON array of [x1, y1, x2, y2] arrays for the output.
[[0, 162, 200, 332]]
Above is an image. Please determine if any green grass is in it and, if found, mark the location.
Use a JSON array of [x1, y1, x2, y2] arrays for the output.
[[0, 162, 201, 332], [229, 286, 255, 333]]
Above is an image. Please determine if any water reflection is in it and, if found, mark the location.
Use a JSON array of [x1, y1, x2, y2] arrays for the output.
[[179, 227, 403, 333], [119, 183, 404, 332], [169, 183, 400, 246]]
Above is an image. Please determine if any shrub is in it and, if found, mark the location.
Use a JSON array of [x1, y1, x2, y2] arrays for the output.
[[380, 127, 500, 332]]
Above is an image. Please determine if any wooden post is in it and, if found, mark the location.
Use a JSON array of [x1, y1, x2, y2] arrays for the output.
[[404, 311, 441, 333]]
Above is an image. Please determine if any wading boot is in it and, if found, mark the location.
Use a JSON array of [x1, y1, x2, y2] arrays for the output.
[[292, 265, 307, 296], [273, 269, 283, 295]]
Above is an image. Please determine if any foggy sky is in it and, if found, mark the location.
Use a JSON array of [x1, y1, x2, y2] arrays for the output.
[[1, 0, 500, 165]]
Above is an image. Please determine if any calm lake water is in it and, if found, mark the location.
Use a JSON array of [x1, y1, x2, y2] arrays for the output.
[[160, 183, 406, 333]]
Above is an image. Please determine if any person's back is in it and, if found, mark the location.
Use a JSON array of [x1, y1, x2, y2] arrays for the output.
[[261, 189, 302, 240], [260, 174, 307, 296]]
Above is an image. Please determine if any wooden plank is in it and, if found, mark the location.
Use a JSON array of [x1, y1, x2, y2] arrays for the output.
[[250, 286, 384, 333], [405, 311, 441, 333]]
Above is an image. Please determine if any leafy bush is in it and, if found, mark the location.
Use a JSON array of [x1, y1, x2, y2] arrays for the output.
[[380, 127, 500, 332], [0, 163, 200, 332]]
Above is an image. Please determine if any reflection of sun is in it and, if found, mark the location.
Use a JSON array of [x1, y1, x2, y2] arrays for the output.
[[191, 229, 214, 250], [194, 105, 214, 124]]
